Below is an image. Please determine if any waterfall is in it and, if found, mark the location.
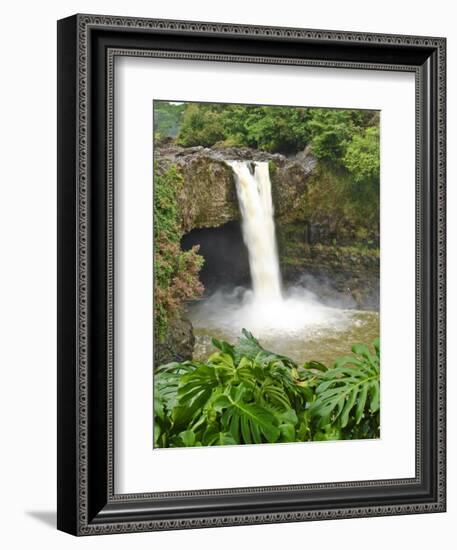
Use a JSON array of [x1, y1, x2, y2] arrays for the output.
[[189, 159, 357, 354], [190, 159, 354, 346], [227, 160, 282, 302]]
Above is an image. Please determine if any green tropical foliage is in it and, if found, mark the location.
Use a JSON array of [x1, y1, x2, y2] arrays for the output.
[[172, 102, 379, 174], [343, 125, 380, 187], [176, 103, 227, 147], [307, 339, 380, 436], [154, 164, 204, 342], [176, 103, 311, 153], [153, 101, 186, 140], [154, 330, 380, 447]]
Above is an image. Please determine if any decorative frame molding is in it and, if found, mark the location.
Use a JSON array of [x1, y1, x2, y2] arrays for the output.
[[57, 14, 446, 536]]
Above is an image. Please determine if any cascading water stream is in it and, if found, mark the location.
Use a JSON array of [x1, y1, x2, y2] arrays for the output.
[[226, 160, 282, 303]]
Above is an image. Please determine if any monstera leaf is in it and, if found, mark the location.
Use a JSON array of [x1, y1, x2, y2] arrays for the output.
[[308, 339, 380, 428], [171, 362, 230, 429], [154, 333, 381, 447], [214, 386, 280, 444], [213, 329, 297, 368], [202, 428, 237, 446], [155, 362, 196, 408]]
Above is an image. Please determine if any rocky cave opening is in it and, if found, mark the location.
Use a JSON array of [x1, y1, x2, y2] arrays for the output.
[[181, 221, 251, 294]]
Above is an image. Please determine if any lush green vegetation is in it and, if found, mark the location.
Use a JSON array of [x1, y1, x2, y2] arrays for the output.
[[174, 102, 379, 173], [153, 101, 186, 141], [297, 160, 380, 246], [154, 164, 204, 342], [154, 330, 380, 447], [154, 102, 379, 178]]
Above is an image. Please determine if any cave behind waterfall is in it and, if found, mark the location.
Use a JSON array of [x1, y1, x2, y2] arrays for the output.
[[181, 221, 250, 294]]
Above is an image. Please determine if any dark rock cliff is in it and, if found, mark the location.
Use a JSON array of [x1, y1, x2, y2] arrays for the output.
[[155, 144, 317, 232]]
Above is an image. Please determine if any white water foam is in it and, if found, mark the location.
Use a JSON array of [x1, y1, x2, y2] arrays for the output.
[[190, 286, 353, 340]]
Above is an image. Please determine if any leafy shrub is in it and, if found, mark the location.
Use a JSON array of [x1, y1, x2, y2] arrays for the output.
[[305, 109, 355, 160], [176, 103, 226, 147], [154, 330, 380, 447], [343, 126, 380, 186]]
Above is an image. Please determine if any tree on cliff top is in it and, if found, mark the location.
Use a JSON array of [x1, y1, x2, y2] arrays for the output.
[[172, 102, 379, 170]]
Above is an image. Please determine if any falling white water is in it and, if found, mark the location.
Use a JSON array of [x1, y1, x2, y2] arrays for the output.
[[227, 160, 282, 301]]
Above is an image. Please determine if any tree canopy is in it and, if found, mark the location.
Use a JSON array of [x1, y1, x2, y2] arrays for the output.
[[167, 102, 379, 170]]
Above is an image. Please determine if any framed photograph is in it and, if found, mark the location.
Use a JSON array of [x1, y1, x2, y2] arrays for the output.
[[57, 14, 446, 535]]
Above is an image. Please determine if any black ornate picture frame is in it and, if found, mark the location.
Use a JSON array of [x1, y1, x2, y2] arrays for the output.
[[57, 14, 446, 535]]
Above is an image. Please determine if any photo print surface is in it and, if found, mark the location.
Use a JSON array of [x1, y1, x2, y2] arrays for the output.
[[153, 100, 380, 449]]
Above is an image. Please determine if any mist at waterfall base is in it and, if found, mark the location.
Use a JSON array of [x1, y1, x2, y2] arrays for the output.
[[187, 160, 379, 365]]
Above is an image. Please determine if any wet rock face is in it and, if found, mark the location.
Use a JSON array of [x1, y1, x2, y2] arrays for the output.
[[154, 317, 195, 367], [278, 240, 380, 311], [155, 144, 317, 231], [271, 162, 312, 223], [179, 157, 238, 232]]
